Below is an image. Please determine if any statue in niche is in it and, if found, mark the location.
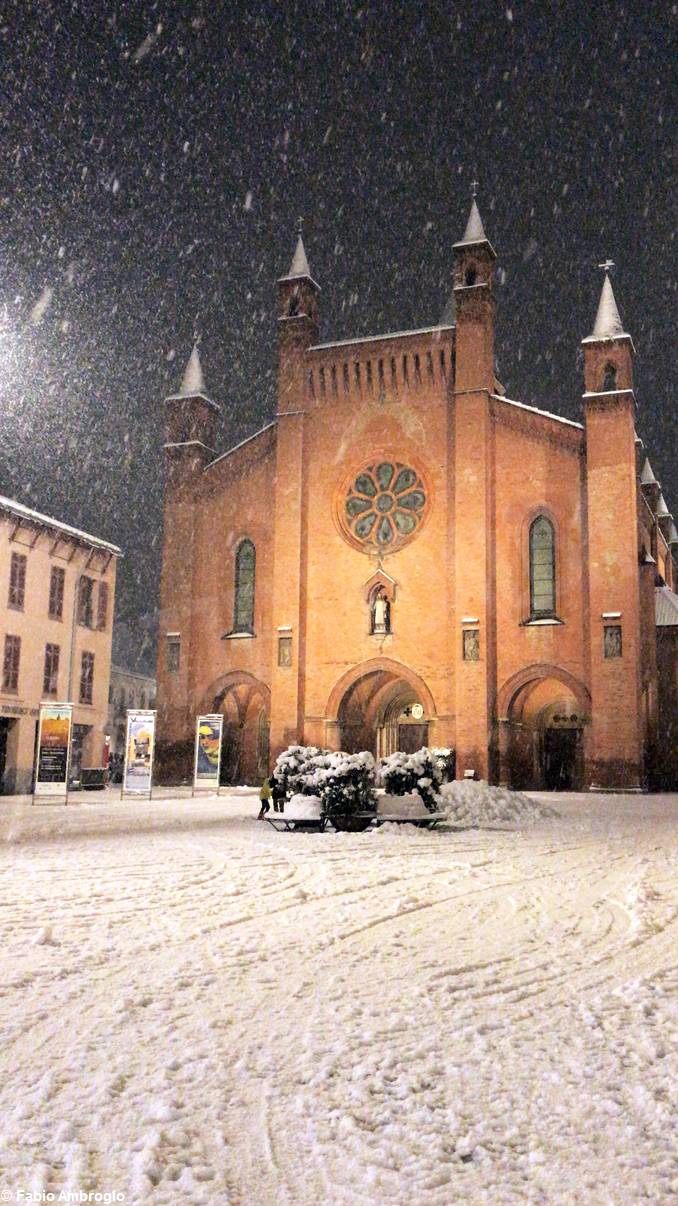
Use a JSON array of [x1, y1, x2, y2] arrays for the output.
[[372, 591, 391, 635]]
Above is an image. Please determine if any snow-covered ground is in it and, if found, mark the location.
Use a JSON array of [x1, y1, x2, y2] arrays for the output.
[[1, 789, 677, 1204]]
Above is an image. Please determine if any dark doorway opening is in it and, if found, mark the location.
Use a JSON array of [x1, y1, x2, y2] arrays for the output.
[[0, 719, 9, 792], [543, 728, 581, 791], [220, 721, 242, 786], [398, 723, 429, 753]]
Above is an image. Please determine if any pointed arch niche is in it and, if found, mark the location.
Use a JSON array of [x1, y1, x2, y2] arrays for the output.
[[364, 568, 397, 636]]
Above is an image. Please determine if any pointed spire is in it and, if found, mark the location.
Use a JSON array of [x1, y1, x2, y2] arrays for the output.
[[668, 519, 678, 545], [462, 198, 487, 243], [590, 268, 627, 340], [178, 343, 206, 397], [657, 492, 671, 519], [640, 457, 658, 487], [288, 217, 311, 277]]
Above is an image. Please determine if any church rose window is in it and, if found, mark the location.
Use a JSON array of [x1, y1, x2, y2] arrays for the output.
[[340, 460, 429, 552]]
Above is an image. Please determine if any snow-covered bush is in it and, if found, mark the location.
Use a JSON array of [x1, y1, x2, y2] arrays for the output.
[[272, 746, 330, 801], [306, 751, 376, 821], [379, 747, 454, 813], [273, 746, 377, 819]]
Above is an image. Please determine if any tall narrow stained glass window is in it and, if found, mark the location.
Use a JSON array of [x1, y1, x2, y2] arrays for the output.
[[529, 516, 556, 617], [234, 539, 256, 633]]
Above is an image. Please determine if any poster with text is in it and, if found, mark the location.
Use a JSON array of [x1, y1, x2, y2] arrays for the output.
[[123, 710, 156, 795], [193, 714, 223, 789], [35, 703, 73, 798]]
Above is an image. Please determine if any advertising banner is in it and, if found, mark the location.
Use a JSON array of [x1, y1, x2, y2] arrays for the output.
[[34, 703, 73, 801], [122, 710, 156, 797], [193, 714, 224, 793]]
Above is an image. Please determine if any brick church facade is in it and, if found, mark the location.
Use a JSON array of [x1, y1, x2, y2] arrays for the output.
[[156, 200, 678, 791]]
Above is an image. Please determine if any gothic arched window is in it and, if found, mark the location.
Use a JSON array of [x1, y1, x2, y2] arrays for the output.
[[529, 516, 556, 617], [234, 539, 256, 633], [603, 363, 617, 391]]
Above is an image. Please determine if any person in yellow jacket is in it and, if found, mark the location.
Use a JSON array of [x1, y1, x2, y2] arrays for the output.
[[257, 777, 273, 819]]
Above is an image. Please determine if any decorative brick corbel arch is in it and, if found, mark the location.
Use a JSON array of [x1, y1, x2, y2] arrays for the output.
[[326, 657, 437, 722], [498, 663, 591, 721]]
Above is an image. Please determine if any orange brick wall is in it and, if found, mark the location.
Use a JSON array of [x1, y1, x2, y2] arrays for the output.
[[155, 270, 672, 788]]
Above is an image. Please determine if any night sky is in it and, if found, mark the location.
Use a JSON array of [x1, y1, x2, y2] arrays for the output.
[[0, 1, 675, 672]]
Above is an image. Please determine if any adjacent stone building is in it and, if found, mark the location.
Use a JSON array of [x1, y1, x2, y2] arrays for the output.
[[156, 201, 677, 790], [0, 496, 120, 793], [107, 665, 157, 762]]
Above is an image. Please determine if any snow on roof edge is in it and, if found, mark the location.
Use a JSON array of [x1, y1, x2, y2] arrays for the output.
[[310, 324, 454, 353], [0, 495, 122, 554], [205, 421, 277, 471], [491, 395, 584, 431]]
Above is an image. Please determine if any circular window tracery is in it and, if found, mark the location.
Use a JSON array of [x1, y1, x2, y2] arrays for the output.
[[339, 460, 429, 553]]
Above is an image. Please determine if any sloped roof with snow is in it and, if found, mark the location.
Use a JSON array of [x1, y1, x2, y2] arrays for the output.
[[0, 495, 121, 554]]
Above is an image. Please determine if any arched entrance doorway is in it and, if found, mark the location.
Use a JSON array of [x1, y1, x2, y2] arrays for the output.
[[202, 672, 270, 785], [329, 659, 437, 758], [499, 666, 590, 790]]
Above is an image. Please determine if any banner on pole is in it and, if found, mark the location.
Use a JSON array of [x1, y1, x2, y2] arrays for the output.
[[122, 710, 156, 796], [34, 703, 73, 800], [193, 714, 224, 792]]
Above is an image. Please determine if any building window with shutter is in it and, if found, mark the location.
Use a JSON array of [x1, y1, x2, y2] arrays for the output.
[[78, 576, 94, 627], [3, 635, 21, 691], [97, 581, 109, 630], [49, 565, 65, 620], [529, 516, 556, 618], [233, 539, 255, 633], [43, 643, 60, 696], [79, 651, 94, 704], [8, 552, 27, 610]]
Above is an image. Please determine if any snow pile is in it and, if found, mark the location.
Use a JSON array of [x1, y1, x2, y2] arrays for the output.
[[438, 779, 555, 827], [285, 793, 323, 819], [378, 792, 434, 819]]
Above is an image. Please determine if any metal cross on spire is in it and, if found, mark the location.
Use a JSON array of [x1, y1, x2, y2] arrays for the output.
[[597, 258, 615, 273], [297, 215, 304, 238], [470, 179, 479, 198]]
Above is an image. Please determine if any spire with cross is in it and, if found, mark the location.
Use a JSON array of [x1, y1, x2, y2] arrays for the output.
[[589, 259, 626, 340]]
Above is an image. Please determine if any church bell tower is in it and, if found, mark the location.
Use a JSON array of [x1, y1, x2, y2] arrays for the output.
[[452, 191, 498, 780]]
